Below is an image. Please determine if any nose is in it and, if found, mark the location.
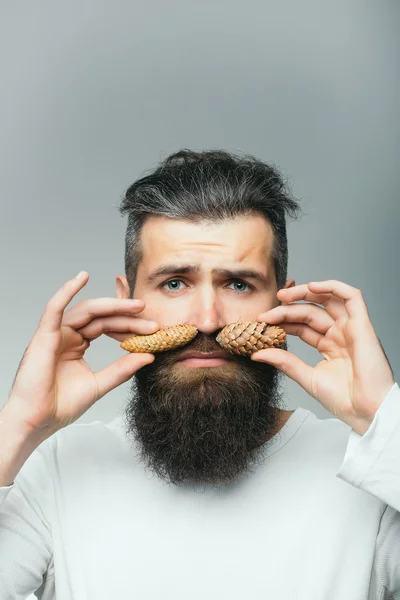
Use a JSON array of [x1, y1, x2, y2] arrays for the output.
[[189, 288, 226, 335]]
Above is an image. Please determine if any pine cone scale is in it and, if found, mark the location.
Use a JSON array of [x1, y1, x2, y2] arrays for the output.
[[216, 321, 286, 356], [120, 324, 198, 353]]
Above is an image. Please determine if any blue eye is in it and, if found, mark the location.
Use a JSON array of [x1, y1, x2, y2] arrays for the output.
[[163, 279, 184, 291], [228, 280, 251, 292]]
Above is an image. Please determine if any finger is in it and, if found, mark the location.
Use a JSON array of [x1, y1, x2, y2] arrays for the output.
[[277, 284, 347, 320], [38, 271, 89, 334], [76, 316, 159, 340], [63, 297, 145, 330], [280, 323, 324, 349], [94, 353, 155, 399], [257, 303, 334, 335], [307, 280, 369, 321], [104, 332, 134, 342], [251, 348, 314, 396]]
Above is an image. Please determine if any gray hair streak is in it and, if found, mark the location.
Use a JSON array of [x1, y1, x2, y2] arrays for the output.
[[119, 149, 303, 294]]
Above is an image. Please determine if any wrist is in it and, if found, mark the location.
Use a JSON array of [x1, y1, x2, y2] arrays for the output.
[[0, 404, 51, 487]]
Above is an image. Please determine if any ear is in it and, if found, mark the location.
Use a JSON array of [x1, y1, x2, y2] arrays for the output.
[[116, 275, 131, 299], [273, 278, 296, 308], [283, 278, 295, 289]]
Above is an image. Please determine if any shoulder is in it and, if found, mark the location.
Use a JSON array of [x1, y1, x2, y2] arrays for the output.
[[274, 406, 352, 469]]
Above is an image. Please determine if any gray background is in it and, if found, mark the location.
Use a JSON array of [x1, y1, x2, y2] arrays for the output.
[[1, 0, 399, 432]]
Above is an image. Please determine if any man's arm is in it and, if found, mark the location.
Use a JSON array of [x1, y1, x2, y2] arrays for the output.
[[0, 404, 49, 489], [0, 429, 54, 599], [0, 271, 157, 597], [255, 280, 399, 595], [337, 382, 400, 597]]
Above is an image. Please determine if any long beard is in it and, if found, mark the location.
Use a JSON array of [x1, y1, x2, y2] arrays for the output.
[[123, 333, 286, 486]]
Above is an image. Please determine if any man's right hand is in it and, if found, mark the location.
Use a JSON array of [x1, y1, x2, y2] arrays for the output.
[[4, 271, 158, 440]]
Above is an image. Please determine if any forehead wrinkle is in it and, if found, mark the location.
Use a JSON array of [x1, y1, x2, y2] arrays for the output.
[[181, 241, 226, 248], [235, 243, 269, 265], [140, 214, 273, 271]]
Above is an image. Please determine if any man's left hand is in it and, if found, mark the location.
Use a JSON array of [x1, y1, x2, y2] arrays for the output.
[[252, 280, 395, 435]]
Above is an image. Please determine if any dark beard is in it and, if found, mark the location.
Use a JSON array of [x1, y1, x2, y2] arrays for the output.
[[123, 332, 286, 487]]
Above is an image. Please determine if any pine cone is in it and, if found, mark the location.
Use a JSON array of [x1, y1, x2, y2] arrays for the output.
[[120, 324, 198, 353], [216, 321, 286, 356]]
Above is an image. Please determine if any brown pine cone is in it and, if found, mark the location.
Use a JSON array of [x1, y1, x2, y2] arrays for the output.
[[120, 324, 198, 353], [216, 321, 286, 357]]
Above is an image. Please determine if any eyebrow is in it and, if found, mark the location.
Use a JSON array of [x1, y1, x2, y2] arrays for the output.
[[145, 264, 269, 286]]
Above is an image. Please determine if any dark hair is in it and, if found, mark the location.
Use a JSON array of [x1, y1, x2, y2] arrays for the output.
[[119, 149, 302, 294]]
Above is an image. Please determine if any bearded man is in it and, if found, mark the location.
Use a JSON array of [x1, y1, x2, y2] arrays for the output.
[[0, 149, 399, 599]]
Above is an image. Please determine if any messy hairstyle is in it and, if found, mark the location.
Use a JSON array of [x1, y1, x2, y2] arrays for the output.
[[119, 149, 302, 294]]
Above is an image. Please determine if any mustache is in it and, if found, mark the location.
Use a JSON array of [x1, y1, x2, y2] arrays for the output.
[[142, 331, 286, 390], [160, 331, 236, 362], [155, 330, 287, 365]]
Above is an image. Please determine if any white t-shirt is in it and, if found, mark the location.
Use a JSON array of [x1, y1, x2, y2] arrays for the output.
[[1, 383, 400, 600]]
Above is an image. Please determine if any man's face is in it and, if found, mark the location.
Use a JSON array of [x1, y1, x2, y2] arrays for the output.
[[118, 215, 292, 486], [132, 214, 280, 333]]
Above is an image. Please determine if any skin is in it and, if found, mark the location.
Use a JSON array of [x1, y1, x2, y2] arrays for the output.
[[5, 210, 392, 488], [253, 281, 395, 435], [116, 214, 296, 432]]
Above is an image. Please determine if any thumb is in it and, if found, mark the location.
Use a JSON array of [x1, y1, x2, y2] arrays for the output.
[[94, 353, 155, 400], [251, 349, 313, 395]]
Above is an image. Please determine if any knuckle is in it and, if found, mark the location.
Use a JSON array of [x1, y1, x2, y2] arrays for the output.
[[82, 338, 91, 351], [305, 312, 314, 326], [77, 298, 92, 312], [297, 324, 307, 337], [38, 314, 51, 330], [91, 298, 116, 315], [79, 323, 98, 338], [44, 299, 56, 313], [355, 289, 366, 304]]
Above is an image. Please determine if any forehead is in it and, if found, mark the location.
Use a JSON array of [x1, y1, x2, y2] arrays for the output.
[[138, 215, 274, 271]]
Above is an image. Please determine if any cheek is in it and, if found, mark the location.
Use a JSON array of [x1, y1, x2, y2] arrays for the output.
[[136, 295, 190, 328], [224, 295, 276, 321]]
